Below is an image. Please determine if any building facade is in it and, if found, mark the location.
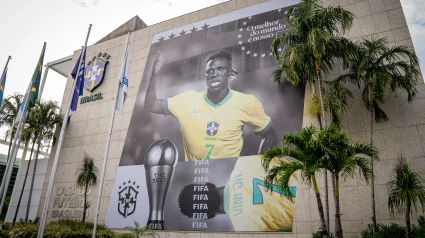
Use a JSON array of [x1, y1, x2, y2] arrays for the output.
[[39, 0, 425, 237]]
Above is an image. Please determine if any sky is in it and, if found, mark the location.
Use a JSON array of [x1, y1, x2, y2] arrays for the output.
[[0, 0, 423, 156]]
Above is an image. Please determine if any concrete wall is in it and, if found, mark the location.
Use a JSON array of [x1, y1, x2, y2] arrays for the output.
[[7, 157, 48, 222], [38, 0, 425, 237]]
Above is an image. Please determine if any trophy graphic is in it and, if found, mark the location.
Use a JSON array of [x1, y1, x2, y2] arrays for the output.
[[144, 139, 178, 230]]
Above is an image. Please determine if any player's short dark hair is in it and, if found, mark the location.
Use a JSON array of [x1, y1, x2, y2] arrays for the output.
[[178, 182, 219, 219], [206, 51, 232, 67]]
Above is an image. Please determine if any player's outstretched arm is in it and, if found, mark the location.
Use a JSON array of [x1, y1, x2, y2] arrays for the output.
[[259, 126, 278, 154], [145, 52, 165, 114]]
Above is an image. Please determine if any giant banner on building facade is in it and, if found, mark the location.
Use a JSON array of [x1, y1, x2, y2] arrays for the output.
[[105, 0, 304, 232]]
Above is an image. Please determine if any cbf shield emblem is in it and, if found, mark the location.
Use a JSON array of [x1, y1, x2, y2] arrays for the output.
[[84, 58, 108, 92], [118, 181, 139, 218]]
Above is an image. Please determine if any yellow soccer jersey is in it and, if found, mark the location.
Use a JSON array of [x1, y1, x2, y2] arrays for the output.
[[225, 155, 297, 232], [165, 90, 271, 161]]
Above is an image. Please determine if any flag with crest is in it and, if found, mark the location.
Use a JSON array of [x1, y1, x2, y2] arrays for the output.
[[116, 40, 130, 114], [68, 48, 86, 123], [0, 68, 7, 107]]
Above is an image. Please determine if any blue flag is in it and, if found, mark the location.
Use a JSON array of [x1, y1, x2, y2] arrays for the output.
[[68, 48, 86, 123], [0, 68, 7, 107]]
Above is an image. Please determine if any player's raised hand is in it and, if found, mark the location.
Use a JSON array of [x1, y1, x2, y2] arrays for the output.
[[152, 51, 162, 77]]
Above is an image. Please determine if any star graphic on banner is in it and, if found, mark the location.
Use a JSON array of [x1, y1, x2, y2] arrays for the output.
[[179, 29, 187, 36], [241, 46, 245, 51], [278, 8, 282, 13], [201, 23, 209, 30], [119, 186, 121, 189], [169, 33, 176, 39], [239, 28, 243, 31], [261, 53, 266, 58], [128, 180, 131, 184], [246, 50, 251, 55], [190, 26, 197, 34], [158, 36, 165, 42], [243, 21, 247, 25], [278, 48, 283, 52], [238, 34, 242, 38], [253, 53, 257, 57], [133, 181, 136, 185], [238, 41, 242, 45], [137, 185, 140, 189], [123, 182, 126, 185]]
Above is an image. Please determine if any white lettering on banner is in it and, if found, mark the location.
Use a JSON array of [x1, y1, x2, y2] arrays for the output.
[[245, 19, 287, 43], [192, 222, 208, 228], [194, 177, 209, 182]]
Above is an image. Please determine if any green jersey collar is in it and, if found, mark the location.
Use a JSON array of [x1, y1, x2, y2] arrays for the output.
[[204, 89, 233, 108]]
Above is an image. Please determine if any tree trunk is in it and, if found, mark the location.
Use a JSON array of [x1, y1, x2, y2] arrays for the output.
[[82, 182, 88, 224], [369, 85, 377, 232], [334, 175, 343, 238], [12, 138, 36, 226], [317, 69, 327, 128], [316, 64, 330, 234], [6, 132, 14, 162], [324, 170, 330, 234], [312, 174, 328, 238], [25, 141, 41, 222], [405, 202, 411, 238]]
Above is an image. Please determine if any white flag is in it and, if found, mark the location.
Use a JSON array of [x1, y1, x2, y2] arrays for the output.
[[116, 40, 130, 114]]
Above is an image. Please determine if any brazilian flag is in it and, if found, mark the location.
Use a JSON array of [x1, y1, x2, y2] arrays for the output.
[[28, 43, 46, 110]]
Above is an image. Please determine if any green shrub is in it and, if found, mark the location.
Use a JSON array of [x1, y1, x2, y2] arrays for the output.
[[361, 220, 425, 238], [312, 231, 334, 238], [9, 219, 115, 238], [114, 233, 133, 238], [418, 216, 425, 229]]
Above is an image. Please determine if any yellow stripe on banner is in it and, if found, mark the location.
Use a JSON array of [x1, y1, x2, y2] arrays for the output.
[[31, 87, 36, 92], [90, 58, 97, 90], [0, 85, 4, 92]]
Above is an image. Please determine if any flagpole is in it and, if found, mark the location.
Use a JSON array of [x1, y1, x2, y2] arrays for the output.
[[38, 65, 49, 99], [92, 31, 131, 238], [38, 24, 92, 238], [0, 75, 34, 211], [0, 56, 12, 81], [0, 42, 46, 212]]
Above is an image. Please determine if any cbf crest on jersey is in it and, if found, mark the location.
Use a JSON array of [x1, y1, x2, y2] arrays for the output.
[[84, 52, 110, 92], [117, 180, 139, 218], [206, 120, 220, 137]]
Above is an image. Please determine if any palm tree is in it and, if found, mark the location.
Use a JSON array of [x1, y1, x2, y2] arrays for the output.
[[11, 125, 37, 226], [387, 158, 425, 238], [324, 81, 353, 129], [270, 1, 354, 229], [76, 152, 98, 224], [262, 126, 329, 238], [337, 38, 420, 231], [0, 93, 23, 158], [25, 100, 63, 222], [126, 221, 158, 238], [319, 126, 378, 238], [271, 0, 354, 128]]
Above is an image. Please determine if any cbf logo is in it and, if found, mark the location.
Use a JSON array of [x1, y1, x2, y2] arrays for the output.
[[117, 180, 139, 218], [84, 52, 110, 92], [206, 120, 220, 137]]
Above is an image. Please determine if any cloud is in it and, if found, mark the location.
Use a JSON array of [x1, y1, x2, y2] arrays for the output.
[[72, 0, 100, 7], [401, 0, 425, 73], [139, 0, 177, 7], [72, 0, 88, 7]]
